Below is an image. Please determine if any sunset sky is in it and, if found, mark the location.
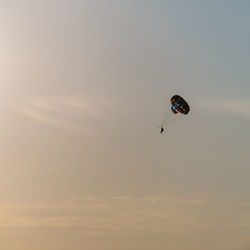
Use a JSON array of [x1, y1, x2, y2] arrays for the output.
[[1, 1, 250, 249]]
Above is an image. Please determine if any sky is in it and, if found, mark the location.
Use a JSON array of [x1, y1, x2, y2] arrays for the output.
[[0, 0, 250, 249]]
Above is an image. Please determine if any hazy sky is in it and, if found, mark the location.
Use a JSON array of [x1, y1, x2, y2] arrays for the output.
[[1, 1, 250, 249]]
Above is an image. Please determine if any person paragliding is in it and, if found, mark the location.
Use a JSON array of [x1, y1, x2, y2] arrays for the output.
[[160, 95, 190, 133]]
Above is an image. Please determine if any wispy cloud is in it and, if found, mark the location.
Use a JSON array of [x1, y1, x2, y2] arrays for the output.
[[0, 196, 200, 235], [22, 107, 79, 130], [197, 99, 250, 118], [21, 94, 116, 130], [1, 195, 250, 240], [222, 100, 250, 117]]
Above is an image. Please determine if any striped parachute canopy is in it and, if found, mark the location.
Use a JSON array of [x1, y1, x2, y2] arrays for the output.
[[171, 95, 190, 115]]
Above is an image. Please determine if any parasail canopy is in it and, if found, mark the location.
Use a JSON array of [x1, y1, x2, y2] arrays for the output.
[[171, 95, 190, 115]]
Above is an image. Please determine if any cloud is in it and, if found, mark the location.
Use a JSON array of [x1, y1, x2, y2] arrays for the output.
[[197, 99, 250, 118], [21, 94, 116, 130], [111, 196, 133, 201], [22, 107, 79, 130], [222, 100, 250, 117], [0, 197, 200, 235], [1, 195, 250, 240]]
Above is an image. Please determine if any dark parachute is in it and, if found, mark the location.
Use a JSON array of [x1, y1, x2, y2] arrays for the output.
[[171, 95, 190, 115]]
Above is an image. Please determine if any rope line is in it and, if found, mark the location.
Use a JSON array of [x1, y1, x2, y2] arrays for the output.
[[0, 125, 158, 200]]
